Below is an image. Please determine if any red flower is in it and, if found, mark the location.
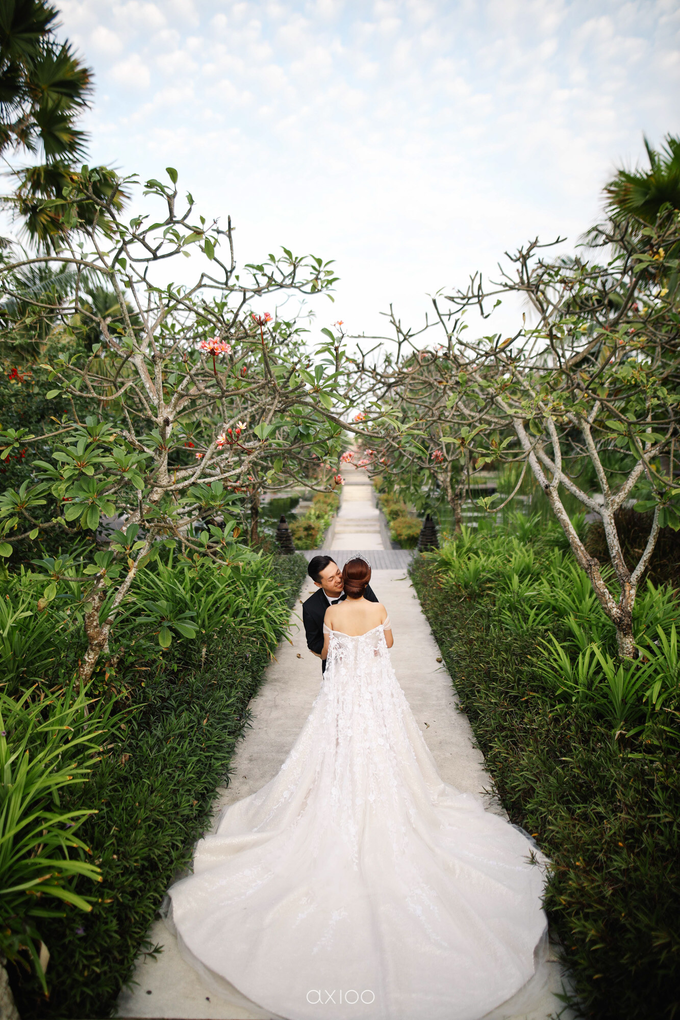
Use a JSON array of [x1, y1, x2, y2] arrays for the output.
[[251, 312, 272, 327], [199, 337, 232, 357]]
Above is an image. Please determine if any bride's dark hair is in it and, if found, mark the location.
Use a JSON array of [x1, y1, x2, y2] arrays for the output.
[[342, 557, 371, 599]]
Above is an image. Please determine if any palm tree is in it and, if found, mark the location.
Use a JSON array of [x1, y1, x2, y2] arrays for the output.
[[0, 0, 127, 248], [7, 160, 128, 248], [604, 133, 680, 225], [0, 0, 92, 162]]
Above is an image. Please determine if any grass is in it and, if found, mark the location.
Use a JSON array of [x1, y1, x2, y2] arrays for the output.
[[8, 552, 308, 1019], [411, 533, 680, 1020]]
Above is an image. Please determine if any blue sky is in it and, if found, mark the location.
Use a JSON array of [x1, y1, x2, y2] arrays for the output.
[[17, 0, 680, 338]]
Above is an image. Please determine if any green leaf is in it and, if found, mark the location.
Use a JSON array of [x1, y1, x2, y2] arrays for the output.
[[634, 500, 658, 513], [45, 389, 61, 399], [64, 503, 84, 521], [44, 582, 57, 601], [0, 542, 12, 557], [253, 423, 275, 441], [166, 167, 178, 184], [29, 528, 39, 540], [174, 621, 198, 639], [321, 327, 335, 341], [204, 237, 215, 260], [85, 506, 100, 531], [158, 625, 172, 648]]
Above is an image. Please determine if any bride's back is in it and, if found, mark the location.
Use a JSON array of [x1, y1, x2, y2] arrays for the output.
[[326, 596, 387, 636]]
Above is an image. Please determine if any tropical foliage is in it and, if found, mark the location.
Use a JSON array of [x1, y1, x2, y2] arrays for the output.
[[412, 517, 680, 1020], [603, 133, 680, 226], [1, 547, 308, 1014], [350, 208, 680, 656], [0, 166, 355, 680]]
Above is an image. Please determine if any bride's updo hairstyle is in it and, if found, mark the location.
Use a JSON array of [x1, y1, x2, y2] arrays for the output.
[[342, 557, 371, 599]]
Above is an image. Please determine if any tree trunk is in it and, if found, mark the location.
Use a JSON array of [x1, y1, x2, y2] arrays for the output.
[[79, 587, 109, 684], [250, 492, 260, 546], [510, 417, 648, 659], [443, 470, 463, 535], [78, 538, 152, 683], [452, 489, 463, 534]]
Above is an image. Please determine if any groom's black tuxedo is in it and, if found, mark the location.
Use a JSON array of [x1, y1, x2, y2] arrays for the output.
[[303, 585, 378, 672]]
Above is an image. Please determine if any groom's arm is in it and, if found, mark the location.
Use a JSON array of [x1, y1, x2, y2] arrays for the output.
[[302, 599, 324, 657]]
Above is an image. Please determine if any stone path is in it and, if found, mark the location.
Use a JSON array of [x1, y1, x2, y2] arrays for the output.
[[116, 469, 577, 1020], [324, 468, 387, 550]]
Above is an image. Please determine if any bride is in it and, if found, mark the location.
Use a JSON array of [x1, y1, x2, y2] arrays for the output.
[[163, 556, 550, 1020]]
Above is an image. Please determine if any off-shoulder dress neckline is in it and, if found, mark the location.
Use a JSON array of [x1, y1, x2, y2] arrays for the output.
[[324, 619, 391, 638]]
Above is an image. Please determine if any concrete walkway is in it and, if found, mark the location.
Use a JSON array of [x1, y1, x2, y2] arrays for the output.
[[324, 468, 386, 550], [116, 473, 576, 1020]]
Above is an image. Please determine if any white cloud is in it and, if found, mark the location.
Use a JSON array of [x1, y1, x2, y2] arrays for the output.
[[9, 0, 676, 341], [156, 49, 198, 75], [110, 53, 152, 89], [89, 25, 124, 56], [112, 1, 166, 32]]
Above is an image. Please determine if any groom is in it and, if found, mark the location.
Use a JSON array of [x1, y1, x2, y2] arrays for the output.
[[303, 555, 378, 671]]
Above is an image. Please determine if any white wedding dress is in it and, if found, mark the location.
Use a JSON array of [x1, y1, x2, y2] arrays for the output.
[[163, 618, 550, 1020]]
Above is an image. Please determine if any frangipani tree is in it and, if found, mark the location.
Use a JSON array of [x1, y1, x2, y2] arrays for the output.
[[347, 323, 497, 530], [438, 214, 680, 657], [349, 211, 680, 658], [0, 166, 352, 679]]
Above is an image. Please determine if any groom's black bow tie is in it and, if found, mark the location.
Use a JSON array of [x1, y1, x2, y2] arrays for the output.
[[329, 593, 346, 605]]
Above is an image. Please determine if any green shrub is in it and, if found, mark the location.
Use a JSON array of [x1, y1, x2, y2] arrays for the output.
[[390, 515, 421, 548], [289, 517, 321, 548], [285, 491, 339, 549], [311, 491, 339, 514], [121, 549, 291, 650], [261, 496, 300, 519], [377, 492, 406, 521], [411, 527, 680, 1020], [375, 492, 421, 547], [1, 681, 123, 992], [8, 553, 308, 1018], [0, 590, 72, 689]]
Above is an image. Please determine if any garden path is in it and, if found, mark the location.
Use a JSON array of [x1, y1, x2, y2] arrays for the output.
[[116, 476, 576, 1020]]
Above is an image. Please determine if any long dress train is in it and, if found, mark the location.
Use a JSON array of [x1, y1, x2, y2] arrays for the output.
[[163, 619, 550, 1020]]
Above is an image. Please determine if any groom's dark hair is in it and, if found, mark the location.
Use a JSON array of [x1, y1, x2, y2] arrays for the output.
[[308, 555, 336, 583]]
